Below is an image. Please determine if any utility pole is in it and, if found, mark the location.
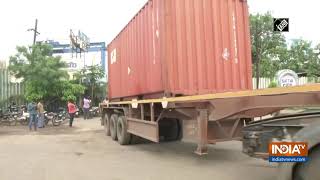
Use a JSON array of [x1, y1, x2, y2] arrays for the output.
[[27, 19, 40, 45]]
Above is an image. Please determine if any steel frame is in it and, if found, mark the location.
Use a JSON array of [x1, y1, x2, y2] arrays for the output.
[[101, 84, 320, 155], [47, 41, 107, 72]]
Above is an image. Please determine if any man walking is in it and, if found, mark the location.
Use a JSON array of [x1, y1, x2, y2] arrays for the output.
[[83, 96, 91, 120], [27, 101, 38, 131], [37, 100, 45, 128]]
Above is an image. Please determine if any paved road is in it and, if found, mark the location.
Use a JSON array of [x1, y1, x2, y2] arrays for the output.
[[0, 118, 277, 180]]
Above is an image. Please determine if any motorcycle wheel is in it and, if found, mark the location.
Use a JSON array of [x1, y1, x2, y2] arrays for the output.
[[9, 117, 17, 126], [52, 117, 62, 126], [45, 118, 49, 125], [20, 118, 29, 125]]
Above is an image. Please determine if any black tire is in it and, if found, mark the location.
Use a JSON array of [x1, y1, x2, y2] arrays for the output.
[[10, 118, 17, 126], [44, 118, 49, 125], [20, 118, 28, 125], [13, 118, 18, 126], [116, 116, 131, 145], [293, 145, 320, 180], [159, 118, 181, 141], [52, 117, 62, 126], [23, 121, 28, 125], [110, 114, 118, 141], [103, 113, 111, 136]]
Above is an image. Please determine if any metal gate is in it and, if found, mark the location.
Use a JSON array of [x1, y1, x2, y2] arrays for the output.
[[0, 68, 25, 109]]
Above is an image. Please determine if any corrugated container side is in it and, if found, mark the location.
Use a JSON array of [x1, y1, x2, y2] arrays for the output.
[[163, 0, 252, 95], [108, 0, 252, 100], [108, 1, 163, 99]]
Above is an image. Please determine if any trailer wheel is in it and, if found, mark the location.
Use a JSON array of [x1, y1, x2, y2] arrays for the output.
[[293, 145, 320, 180], [116, 116, 131, 145], [159, 118, 181, 141], [103, 113, 111, 136], [110, 114, 118, 141]]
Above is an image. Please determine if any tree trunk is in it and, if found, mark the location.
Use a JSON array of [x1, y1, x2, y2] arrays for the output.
[[255, 57, 260, 89], [91, 84, 94, 106], [254, 19, 261, 90]]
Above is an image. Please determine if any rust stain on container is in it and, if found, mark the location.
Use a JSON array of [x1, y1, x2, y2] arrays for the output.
[[108, 0, 252, 100]]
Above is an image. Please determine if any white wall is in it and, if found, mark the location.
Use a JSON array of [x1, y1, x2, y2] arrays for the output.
[[252, 77, 316, 89]]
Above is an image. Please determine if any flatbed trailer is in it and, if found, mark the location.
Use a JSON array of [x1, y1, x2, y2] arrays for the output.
[[101, 84, 320, 179]]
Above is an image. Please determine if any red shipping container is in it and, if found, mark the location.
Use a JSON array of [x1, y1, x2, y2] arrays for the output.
[[108, 0, 252, 100]]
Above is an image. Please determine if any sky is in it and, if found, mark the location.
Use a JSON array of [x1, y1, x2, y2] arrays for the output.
[[0, 0, 319, 62], [248, 0, 320, 45]]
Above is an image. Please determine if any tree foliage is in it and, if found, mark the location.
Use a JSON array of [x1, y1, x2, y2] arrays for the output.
[[250, 12, 287, 85], [286, 40, 320, 80], [8, 43, 85, 105], [73, 65, 105, 105], [60, 81, 85, 102]]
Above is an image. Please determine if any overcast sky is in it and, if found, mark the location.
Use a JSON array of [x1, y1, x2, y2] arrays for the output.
[[0, 0, 319, 61]]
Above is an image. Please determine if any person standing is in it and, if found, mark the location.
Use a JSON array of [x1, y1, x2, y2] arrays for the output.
[[67, 99, 77, 127], [83, 96, 91, 120], [37, 100, 45, 128], [27, 101, 38, 131]]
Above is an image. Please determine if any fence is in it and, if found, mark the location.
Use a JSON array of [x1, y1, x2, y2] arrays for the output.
[[252, 77, 315, 89], [0, 68, 25, 109]]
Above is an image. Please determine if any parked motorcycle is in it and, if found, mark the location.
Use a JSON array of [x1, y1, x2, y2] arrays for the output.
[[88, 106, 100, 119], [0, 110, 18, 126], [44, 111, 62, 126], [16, 110, 29, 125], [55, 107, 70, 124], [74, 105, 80, 117]]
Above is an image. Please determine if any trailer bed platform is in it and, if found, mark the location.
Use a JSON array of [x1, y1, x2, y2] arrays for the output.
[[101, 84, 320, 155]]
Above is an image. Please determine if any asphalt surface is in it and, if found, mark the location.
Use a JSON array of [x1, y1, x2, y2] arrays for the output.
[[0, 117, 278, 180]]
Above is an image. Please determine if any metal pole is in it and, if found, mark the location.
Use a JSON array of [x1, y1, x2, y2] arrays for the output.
[[150, 103, 155, 122], [140, 104, 144, 120], [28, 19, 40, 45], [33, 19, 38, 45]]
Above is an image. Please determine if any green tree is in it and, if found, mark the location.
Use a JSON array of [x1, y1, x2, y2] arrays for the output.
[[306, 42, 320, 82], [60, 81, 85, 102], [283, 39, 320, 82], [250, 12, 287, 87], [8, 43, 85, 106], [73, 65, 105, 105]]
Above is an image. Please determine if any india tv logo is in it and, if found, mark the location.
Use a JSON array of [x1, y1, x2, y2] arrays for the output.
[[269, 142, 308, 162]]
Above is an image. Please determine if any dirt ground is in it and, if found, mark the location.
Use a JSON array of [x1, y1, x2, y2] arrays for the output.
[[0, 118, 278, 180]]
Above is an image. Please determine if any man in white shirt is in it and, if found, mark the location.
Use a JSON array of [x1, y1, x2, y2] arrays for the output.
[[83, 96, 91, 120]]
